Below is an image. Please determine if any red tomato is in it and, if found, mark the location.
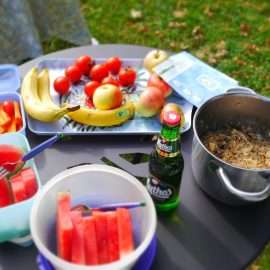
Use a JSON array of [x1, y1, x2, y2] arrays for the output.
[[84, 81, 101, 99], [2, 101, 14, 117], [54, 76, 70, 95], [85, 98, 95, 109], [106, 57, 122, 74], [102, 76, 120, 87], [89, 64, 109, 82], [75, 55, 93, 75], [65, 65, 82, 83], [118, 67, 136, 87]]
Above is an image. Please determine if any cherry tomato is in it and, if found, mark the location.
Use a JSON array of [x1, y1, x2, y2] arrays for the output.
[[85, 98, 95, 109], [75, 55, 93, 75], [2, 101, 14, 117], [84, 81, 101, 99], [102, 76, 121, 87], [118, 67, 137, 87], [89, 64, 109, 82], [65, 65, 82, 83], [106, 57, 122, 74], [53, 76, 70, 95]]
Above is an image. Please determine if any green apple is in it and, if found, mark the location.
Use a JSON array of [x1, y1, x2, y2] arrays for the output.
[[143, 50, 169, 73]]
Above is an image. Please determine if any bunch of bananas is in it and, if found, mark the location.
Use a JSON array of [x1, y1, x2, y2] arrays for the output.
[[21, 68, 79, 123]]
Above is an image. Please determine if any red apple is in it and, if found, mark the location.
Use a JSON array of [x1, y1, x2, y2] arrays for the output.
[[93, 84, 122, 110], [147, 73, 172, 97], [136, 86, 165, 117]]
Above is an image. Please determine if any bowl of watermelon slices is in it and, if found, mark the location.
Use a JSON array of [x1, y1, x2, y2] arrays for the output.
[[30, 164, 157, 270]]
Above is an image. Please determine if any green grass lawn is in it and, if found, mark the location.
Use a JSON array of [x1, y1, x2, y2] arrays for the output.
[[44, 0, 270, 268]]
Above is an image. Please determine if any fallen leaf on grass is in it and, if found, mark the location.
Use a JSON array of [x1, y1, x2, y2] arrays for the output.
[[233, 56, 247, 66], [192, 25, 204, 40], [240, 23, 251, 36], [130, 9, 143, 20], [169, 41, 178, 49], [204, 6, 214, 17], [173, 9, 187, 18], [137, 24, 149, 33], [245, 44, 260, 53], [168, 21, 187, 29]]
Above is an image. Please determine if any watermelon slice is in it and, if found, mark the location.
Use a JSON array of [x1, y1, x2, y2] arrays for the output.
[[106, 211, 120, 262], [0, 177, 12, 207], [57, 192, 73, 262], [71, 210, 85, 265], [0, 144, 23, 172], [20, 167, 37, 198], [10, 174, 27, 203], [117, 208, 134, 257], [83, 216, 98, 265], [93, 211, 110, 264]]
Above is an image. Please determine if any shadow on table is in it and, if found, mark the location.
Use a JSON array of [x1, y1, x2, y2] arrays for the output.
[[152, 203, 243, 270]]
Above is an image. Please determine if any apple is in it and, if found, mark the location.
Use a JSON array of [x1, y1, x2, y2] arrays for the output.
[[160, 103, 185, 127], [143, 50, 169, 73], [136, 86, 165, 117], [147, 73, 172, 97], [93, 84, 122, 110]]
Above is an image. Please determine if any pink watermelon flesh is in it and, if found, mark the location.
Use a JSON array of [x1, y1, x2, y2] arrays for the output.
[[20, 167, 37, 198], [0, 177, 12, 207], [10, 174, 27, 203], [0, 144, 23, 172], [70, 210, 85, 265], [93, 211, 110, 264], [106, 211, 120, 262], [117, 208, 134, 257], [83, 216, 99, 265], [57, 192, 73, 262]]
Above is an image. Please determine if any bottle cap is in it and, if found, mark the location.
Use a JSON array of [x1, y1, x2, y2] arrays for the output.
[[163, 111, 180, 126]]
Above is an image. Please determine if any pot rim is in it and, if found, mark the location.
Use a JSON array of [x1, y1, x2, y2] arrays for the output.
[[193, 91, 270, 172]]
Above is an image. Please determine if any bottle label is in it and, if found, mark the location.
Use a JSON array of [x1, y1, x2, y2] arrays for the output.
[[146, 176, 175, 202], [156, 137, 179, 157]]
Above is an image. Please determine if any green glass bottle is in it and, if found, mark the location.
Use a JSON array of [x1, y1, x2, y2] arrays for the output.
[[146, 111, 184, 212]]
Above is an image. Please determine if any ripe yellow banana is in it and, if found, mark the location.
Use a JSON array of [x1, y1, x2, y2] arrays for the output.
[[67, 101, 135, 127], [21, 68, 79, 123]]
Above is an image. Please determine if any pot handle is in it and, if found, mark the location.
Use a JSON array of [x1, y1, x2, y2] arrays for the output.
[[226, 86, 256, 95], [216, 167, 270, 202]]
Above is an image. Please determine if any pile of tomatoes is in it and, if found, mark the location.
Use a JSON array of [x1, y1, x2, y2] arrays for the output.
[[53, 56, 137, 101]]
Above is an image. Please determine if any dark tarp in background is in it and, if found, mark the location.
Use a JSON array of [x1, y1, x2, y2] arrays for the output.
[[0, 0, 92, 64]]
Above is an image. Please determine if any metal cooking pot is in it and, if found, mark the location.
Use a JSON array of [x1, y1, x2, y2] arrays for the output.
[[192, 87, 270, 205]]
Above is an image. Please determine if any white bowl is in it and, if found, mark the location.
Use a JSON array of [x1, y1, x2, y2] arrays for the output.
[[30, 164, 157, 270]]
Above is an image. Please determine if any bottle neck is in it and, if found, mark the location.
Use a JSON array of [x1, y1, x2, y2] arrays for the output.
[[156, 124, 180, 157], [160, 124, 180, 141]]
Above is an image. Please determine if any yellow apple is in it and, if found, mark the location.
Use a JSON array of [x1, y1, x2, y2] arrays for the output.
[[93, 84, 122, 110], [143, 50, 169, 73]]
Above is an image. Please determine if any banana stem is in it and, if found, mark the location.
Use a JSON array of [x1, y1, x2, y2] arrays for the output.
[[67, 105, 80, 112]]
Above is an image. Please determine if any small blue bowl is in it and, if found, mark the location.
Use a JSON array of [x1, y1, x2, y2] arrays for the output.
[[0, 91, 26, 135]]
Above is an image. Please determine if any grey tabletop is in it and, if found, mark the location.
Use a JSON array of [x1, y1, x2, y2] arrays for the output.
[[0, 44, 270, 270]]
